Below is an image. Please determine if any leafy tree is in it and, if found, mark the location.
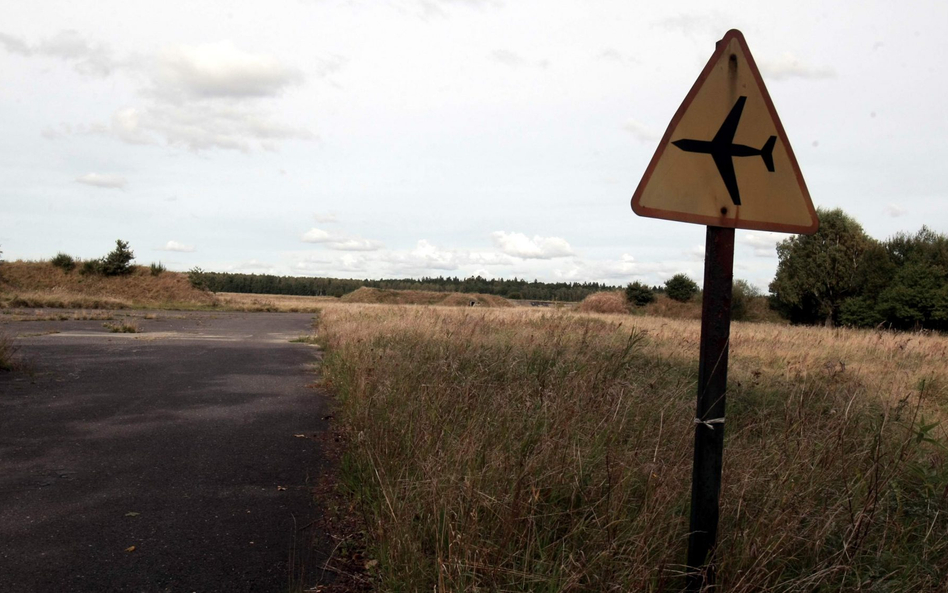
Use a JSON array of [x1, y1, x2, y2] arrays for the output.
[[100, 240, 135, 276], [665, 273, 699, 303], [625, 281, 656, 306], [769, 208, 873, 326]]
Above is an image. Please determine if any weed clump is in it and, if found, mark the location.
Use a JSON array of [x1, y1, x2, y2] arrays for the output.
[[103, 321, 139, 333]]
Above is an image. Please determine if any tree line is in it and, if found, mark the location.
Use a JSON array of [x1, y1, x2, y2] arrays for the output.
[[770, 208, 948, 330], [188, 269, 621, 302]]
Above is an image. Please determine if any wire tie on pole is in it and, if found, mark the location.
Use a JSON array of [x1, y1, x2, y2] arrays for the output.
[[694, 417, 725, 430]]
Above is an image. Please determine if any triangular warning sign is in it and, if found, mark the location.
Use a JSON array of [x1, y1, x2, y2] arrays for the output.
[[631, 30, 818, 235]]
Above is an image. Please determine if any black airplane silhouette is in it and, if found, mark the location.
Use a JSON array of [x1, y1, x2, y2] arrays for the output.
[[671, 96, 776, 206]]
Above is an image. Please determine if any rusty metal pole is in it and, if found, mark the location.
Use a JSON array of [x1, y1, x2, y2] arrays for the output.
[[686, 225, 734, 590]]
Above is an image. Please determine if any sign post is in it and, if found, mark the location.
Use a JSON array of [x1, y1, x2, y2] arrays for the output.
[[630, 30, 819, 588]]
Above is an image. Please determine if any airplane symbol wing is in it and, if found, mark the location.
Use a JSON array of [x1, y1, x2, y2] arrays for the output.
[[712, 96, 747, 145], [712, 151, 741, 206]]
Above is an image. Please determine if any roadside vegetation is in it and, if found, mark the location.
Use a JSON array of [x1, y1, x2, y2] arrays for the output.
[[0, 331, 16, 371], [318, 304, 948, 591]]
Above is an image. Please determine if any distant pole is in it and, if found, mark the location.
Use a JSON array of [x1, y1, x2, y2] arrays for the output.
[[686, 225, 734, 590]]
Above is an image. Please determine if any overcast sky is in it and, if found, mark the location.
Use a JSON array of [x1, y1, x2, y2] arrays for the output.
[[2, 0, 945, 290]]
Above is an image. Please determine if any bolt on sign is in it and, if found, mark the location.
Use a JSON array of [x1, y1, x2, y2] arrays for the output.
[[629, 29, 818, 590], [632, 29, 818, 234]]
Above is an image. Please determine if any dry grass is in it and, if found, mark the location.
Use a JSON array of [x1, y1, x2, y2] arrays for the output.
[[577, 290, 629, 314], [0, 261, 217, 309], [103, 321, 140, 333], [214, 292, 334, 312], [317, 303, 948, 591], [340, 286, 513, 308]]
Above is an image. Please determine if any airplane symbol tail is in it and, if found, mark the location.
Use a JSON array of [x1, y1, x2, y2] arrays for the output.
[[761, 136, 776, 172]]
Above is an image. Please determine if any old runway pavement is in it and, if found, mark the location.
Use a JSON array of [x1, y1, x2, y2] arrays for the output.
[[0, 311, 334, 592]]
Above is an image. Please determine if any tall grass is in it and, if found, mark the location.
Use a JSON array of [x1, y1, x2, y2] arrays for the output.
[[318, 304, 948, 591]]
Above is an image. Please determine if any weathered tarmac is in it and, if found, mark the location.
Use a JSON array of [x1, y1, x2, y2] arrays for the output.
[[0, 310, 333, 592]]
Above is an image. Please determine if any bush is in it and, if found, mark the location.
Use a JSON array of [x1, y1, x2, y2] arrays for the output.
[[665, 273, 699, 302], [150, 262, 166, 276], [731, 279, 761, 321], [51, 253, 77, 273], [99, 240, 134, 276], [80, 259, 101, 275], [625, 281, 656, 307]]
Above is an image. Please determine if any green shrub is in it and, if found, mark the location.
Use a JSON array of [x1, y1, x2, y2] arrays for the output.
[[731, 279, 761, 321], [51, 252, 77, 273], [625, 281, 656, 306], [150, 262, 166, 276], [188, 267, 208, 291], [80, 259, 101, 275], [99, 240, 134, 276], [665, 273, 699, 302]]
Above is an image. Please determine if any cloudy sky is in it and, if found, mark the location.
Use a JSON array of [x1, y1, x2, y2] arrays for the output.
[[2, 0, 945, 290]]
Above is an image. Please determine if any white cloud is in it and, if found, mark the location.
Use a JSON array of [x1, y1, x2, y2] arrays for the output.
[[234, 259, 274, 271], [161, 240, 195, 252], [329, 238, 384, 251], [301, 228, 383, 251], [75, 173, 127, 189], [688, 244, 706, 260], [301, 228, 334, 243], [0, 29, 116, 76], [739, 232, 782, 257], [884, 203, 908, 218], [156, 41, 302, 99], [491, 231, 574, 259], [100, 102, 314, 152], [623, 119, 659, 143], [314, 212, 338, 223], [758, 53, 835, 81], [490, 49, 524, 67], [655, 12, 730, 37]]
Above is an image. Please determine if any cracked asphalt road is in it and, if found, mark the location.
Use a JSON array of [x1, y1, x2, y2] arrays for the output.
[[0, 310, 333, 592]]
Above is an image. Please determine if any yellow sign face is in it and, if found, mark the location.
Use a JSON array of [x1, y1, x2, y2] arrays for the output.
[[632, 30, 818, 234]]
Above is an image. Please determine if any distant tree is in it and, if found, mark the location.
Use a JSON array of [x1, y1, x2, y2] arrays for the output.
[[100, 240, 135, 276], [769, 208, 872, 327], [731, 279, 761, 321], [625, 281, 656, 307], [665, 273, 699, 303]]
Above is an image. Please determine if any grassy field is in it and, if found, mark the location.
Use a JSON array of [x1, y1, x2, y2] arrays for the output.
[[316, 303, 948, 591]]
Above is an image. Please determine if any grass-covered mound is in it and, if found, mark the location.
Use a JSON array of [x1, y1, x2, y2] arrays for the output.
[[340, 286, 512, 308], [0, 261, 217, 309], [577, 290, 628, 314]]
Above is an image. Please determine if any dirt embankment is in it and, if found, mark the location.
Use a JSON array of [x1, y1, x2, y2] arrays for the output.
[[0, 262, 217, 309], [340, 286, 512, 308]]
